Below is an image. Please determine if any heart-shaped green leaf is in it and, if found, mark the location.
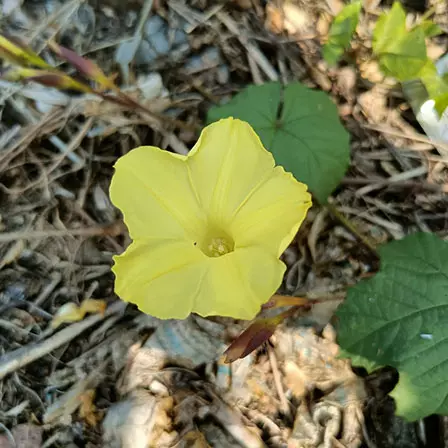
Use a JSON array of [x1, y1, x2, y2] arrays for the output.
[[207, 82, 350, 203], [336, 232, 448, 421]]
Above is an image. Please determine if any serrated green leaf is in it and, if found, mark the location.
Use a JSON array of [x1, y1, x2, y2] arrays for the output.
[[207, 82, 350, 203], [418, 20, 443, 37], [373, 2, 427, 81], [373, 2, 407, 55], [336, 233, 448, 421], [322, 1, 362, 66], [378, 28, 427, 81]]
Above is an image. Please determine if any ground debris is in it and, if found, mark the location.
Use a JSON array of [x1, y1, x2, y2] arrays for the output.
[[1, 0, 447, 446], [276, 325, 366, 448], [103, 389, 175, 448], [0, 424, 43, 448]]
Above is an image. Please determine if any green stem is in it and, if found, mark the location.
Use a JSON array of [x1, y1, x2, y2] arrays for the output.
[[418, 4, 436, 23], [325, 202, 379, 258]]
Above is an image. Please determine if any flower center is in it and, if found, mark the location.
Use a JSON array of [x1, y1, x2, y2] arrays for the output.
[[206, 237, 234, 257], [198, 230, 235, 258]]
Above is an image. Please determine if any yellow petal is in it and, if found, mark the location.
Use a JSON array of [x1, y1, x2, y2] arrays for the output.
[[113, 241, 284, 320], [187, 118, 276, 226], [110, 146, 206, 241], [187, 118, 311, 256], [193, 246, 286, 320], [231, 166, 311, 257], [112, 239, 207, 319], [110, 118, 312, 321]]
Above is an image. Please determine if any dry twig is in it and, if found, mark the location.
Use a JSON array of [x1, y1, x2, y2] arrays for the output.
[[0, 301, 126, 381]]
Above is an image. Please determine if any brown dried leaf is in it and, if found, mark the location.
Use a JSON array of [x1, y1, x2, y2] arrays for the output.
[[80, 298, 107, 315], [43, 368, 105, 424], [359, 60, 385, 84], [284, 360, 307, 398], [279, 326, 366, 447], [224, 313, 287, 363], [181, 430, 211, 448], [266, 4, 312, 36], [226, 325, 274, 363], [276, 325, 367, 402], [79, 389, 98, 426]]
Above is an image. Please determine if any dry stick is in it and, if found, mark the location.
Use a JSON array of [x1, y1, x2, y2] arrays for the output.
[[34, 272, 62, 306], [0, 222, 123, 243], [418, 3, 437, 22], [265, 295, 346, 309], [27, 0, 81, 48], [342, 177, 446, 192], [98, 90, 198, 132], [363, 123, 448, 154], [8, 56, 195, 133], [354, 165, 428, 196], [46, 117, 94, 174], [216, 11, 279, 82], [267, 345, 290, 416], [242, 408, 281, 437], [185, 4, 224, 33], [0, 301, 127, 381]]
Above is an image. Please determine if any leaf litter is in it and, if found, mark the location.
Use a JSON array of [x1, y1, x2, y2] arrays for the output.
[[0, 0, 447, 447]]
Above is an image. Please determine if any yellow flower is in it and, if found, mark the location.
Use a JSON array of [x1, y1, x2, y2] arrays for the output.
[[110, 118, 311, 320]]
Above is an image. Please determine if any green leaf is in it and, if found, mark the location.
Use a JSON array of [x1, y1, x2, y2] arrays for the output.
[[373, 2, 407, 55], [322, 42, 345, 67], [418, 60, 448, 115], [433, 93, 448, 116], [373, 2, 427, 81], [207, 82, 350, 203], [336, 233, 448, 421], [322, 1, 362, 65], [377, 28, 427, 81], [338, 349, 382, 374], [418, 20, 443, 37]]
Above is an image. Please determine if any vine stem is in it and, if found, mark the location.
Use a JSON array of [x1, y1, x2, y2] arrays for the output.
[[325, 202, 379, 258], [418, 3, 437, 23]]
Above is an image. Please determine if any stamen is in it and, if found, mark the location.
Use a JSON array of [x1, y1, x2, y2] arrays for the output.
[[207, 237, 233, 257], [197, 234, 234, 257]]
